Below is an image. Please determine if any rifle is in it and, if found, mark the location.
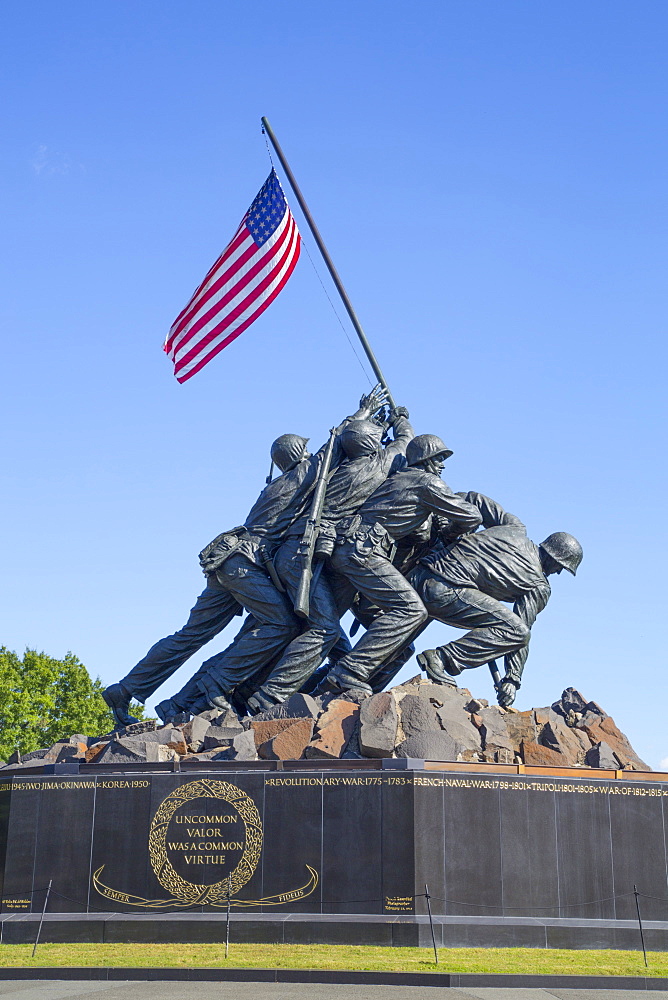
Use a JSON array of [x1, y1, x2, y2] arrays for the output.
[[294, 428, 336, 619], [260, 549, 286, 593], [488, 659, 502, 692]]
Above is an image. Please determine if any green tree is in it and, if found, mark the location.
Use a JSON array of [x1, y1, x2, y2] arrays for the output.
[[0, 648, 144, 760]]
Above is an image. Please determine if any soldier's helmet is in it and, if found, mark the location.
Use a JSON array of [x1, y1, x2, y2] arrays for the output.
[[539, 532, 583, 576], [340, 420, 383, 460], [406, 434, 453, 467], [271, 434, 310, 473]]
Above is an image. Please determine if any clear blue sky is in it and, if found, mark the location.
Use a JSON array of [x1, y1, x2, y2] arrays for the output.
[[1, 1, 666, 768]]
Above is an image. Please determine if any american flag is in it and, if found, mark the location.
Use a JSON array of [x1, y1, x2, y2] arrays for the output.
[[164, 169, 301, 383]]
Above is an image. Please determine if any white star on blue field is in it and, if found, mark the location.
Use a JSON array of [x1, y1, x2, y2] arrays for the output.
[[246, 171, 287, 245]]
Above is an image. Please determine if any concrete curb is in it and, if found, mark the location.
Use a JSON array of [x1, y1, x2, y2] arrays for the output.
[[0, 968, 666, 988]]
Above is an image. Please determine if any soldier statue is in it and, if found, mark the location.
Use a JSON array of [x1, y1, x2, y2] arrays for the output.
[[103, 396, 582, 726], [193, 403, 415, 713], [411, 492, 582, 707], [318, 434, 483, 695], [102, 388, 387, 728]]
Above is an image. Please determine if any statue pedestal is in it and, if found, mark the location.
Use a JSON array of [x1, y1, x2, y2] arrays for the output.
[[1, 760, 667, 948]]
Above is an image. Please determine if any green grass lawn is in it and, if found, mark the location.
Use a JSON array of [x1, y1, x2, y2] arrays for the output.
[[0, 943, 665, 976]]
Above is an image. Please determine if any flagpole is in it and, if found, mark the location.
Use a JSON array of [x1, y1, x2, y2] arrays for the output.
[[261, 116, 397, 409]]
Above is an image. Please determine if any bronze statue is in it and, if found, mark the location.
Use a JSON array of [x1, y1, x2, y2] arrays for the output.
[[244, 406, 415, 712], [102, 388, 387, 728], [412, 492, 582, 707], [103, 408, 582, 728], [192, 400, 414, 714], [319, 435, 482, 695]]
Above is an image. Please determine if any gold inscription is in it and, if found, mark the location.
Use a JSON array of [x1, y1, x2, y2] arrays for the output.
[[183, 855, 228, 864], [165, 803, 245, 879], [100, 888, 130, 903], [98, 780, 150, 789], [167, 841, 243, 851], [264, 774, 667, 796], [174, 814, 238, 824], [266, 775, 390, 786], [3, 780, 150, 791], [385, 896, 413, 912], [148, 779, 262, 905], [413, 776, 668, 796], [8, 781, 97, 790]]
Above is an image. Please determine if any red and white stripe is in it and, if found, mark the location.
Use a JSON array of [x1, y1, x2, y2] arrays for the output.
[[164, 207, 301, 383]]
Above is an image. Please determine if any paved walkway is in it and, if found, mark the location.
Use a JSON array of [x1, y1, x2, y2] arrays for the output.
[[0, 983, 666, 1000]]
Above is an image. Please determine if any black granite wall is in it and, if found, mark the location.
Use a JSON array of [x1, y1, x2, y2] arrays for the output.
[[0, 769, 666, 920], [413, 772, 668, 921]]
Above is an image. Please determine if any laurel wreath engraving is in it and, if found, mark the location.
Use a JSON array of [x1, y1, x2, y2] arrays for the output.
[[148, 778, 263, 904]]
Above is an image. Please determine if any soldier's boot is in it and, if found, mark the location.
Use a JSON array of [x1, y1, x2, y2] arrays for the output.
[[229, 689, 252, 717], [246, 690, 280, 715], [321, 663, 373, 697], [102, 683, 140, 729], [197, 673, 237, 714], [195, 674, 234, 714], [155, 698, 190, 726], [417, 647, 461, 683], [189, 695, 215, 716], [206, 692, 233, 713]]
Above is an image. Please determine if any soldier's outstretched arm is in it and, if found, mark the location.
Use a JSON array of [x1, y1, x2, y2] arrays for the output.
[[502, 583, 551, 690], [329, 384, 388, 436], [456, 491, 526, 530], [312, 385, 391, 475], [355, 383, 389, 420], [425, 482, 483, 532], [383, 406, 415, 464]]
